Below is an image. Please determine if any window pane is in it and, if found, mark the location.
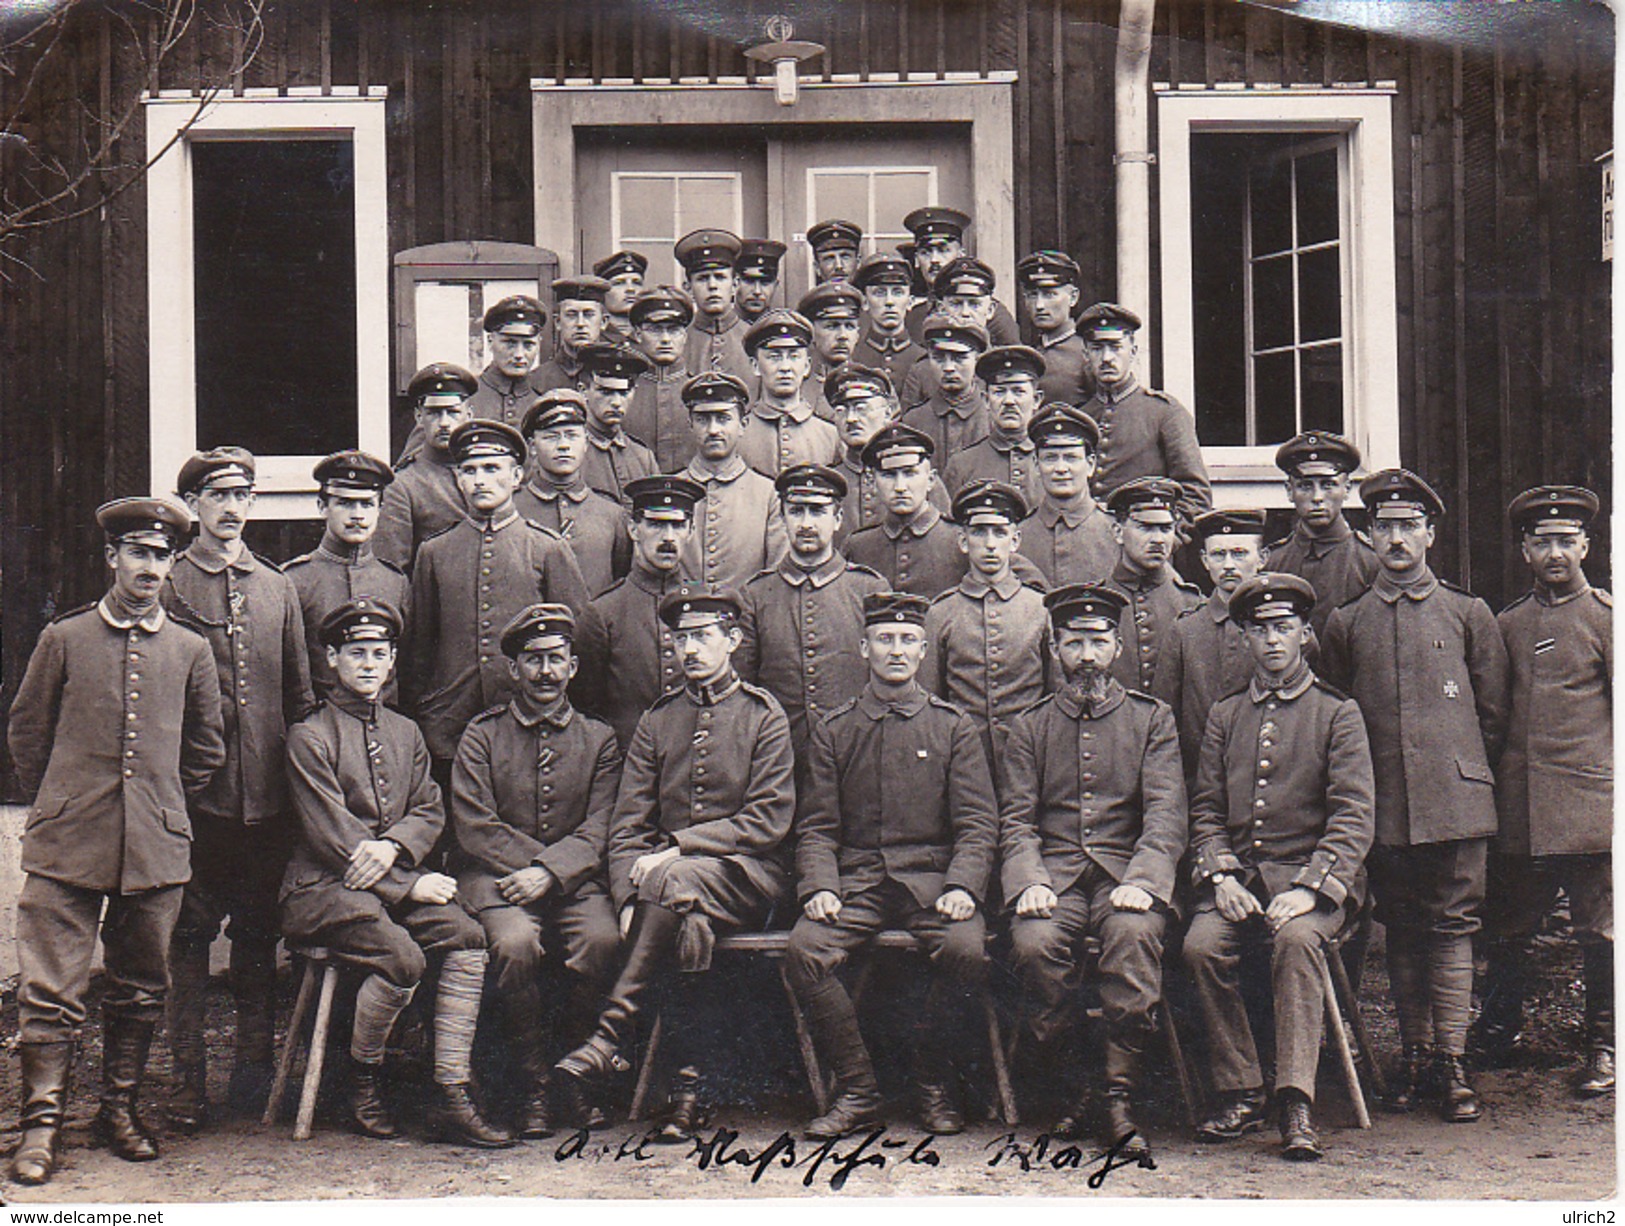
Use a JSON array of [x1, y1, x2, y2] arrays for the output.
[[1249, 160, 1292, 256], [1253, 349, 1297, 444], [1295, 148, 1340, 246], [676, 177, 738, 234], [873, 171, 932, 235], [618, 176, 672, 240], [812, 172, 869, 229], [192, 139, 356, 455], [1298, 246, 1342, 342], [628, 241, 675, 289], [1300, 344, 1344, 434], [1251, 255, 1294, 351]]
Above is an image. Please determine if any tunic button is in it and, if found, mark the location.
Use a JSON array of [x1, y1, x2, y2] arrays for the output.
[[126, 750, 135, 758], [127, 731, 138, 740], [1259, 759, 1272, 770], [127, 712, 136, 721], [124, 769, 134, 778], [130, 692, 139, 700]]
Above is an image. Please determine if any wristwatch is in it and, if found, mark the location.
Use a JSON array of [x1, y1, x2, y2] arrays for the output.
[[1210, 872, 1230, 886]]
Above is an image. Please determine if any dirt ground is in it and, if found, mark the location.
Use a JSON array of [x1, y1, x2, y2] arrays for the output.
[[0, 928, 1613, 1205]]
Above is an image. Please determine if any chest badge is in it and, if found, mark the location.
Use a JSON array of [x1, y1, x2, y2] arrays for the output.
[[537, 747, 555, 770], [1442, 679, 1460, 699], [917, 749, 930, 759], [1534, 637, 1557, 656]]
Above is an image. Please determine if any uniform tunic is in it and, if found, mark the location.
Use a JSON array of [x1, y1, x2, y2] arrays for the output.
[[941, 432, 1044, 508], [845, 503, 967, 600], [588, 565, 686, 751], [513, 477, 631, 598], [833, 451, 951, 548], [899, 386, 991, 460], [683, 309, 753, 387], [1035, 328, 1093, 407], [406, 510, 598, 761], [738, 400, 843, 479], [1265, 516, 1380, 638], [1106, 559, 1204, 694], [1082, 379, 1212, 527], [395, 365, 533, 465], [580, 423, 658, 506], [1153, 589, 1254, 779], [530, 348, 589, 397], [849, 328, 926, 389], [1015, 499, 1120, 589], [679, 456, 789, 589], [283, 544, 411, 704], [375, 449, 466, 574], [737, 552, 888, 762], [625, 364, 696, 474]]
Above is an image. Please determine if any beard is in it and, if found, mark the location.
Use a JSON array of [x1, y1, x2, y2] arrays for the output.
[[1062, 659, 1113, 698]]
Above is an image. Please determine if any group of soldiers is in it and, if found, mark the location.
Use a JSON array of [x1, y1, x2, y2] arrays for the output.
[[5, 204, 1611, 1187]]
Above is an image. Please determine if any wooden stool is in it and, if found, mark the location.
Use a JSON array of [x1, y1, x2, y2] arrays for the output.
[[262, 946, 342, 1141], [1320, 918, 1387, 1129]]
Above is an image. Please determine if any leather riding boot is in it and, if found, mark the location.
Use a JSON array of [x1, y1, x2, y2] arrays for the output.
[[1278, 1089, 1323, 1161], [347, 1058, 398, 1139], [1577, 943, 1616, 1098], [227, 942, 278, 1114], [426, 1082, 516, 1149], [10, 1040, 77, 1186], [910, 977, 965, 1135], [554, 903, 682, 1086], [1098, 1030, 1151, 1161], [1467, 939, 1529, 1068], [1384, 1043, 1435, 1113], [164, 939, 212, 1132], [516, 1027, 555, 1139], [799, 977, 883, 1140], [91, 1015, 160, 1162]]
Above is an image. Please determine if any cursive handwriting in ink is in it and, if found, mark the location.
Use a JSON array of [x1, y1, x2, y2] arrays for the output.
[[554, 1127, 660, 1163], [985, 1130, 1156, 1183], [687, 1127, 799, 1183]]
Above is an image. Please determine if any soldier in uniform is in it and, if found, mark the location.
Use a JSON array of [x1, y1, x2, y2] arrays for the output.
[[282, 599, 511, 1148], [6, 498, 224, 1184], [1267, 431, 1379, 638], [1472, 486, 1614, 1096], [590, 475, 705, 749], [677, 371, 789, 588], [943, 344, 1047, 508], [786, 591, 999, 1137], [1319, 469, 1510, 1122], [1001, 583, 1187, 1156], [677, 228, 753, 386], [625, 285, 699, 473], [553, 584, 795, 1141], [922, 481, 1052, 764], [594, 251, 648, 347], [515, 389, 632, 597], [578, 342, 659, 504], [740, 309, 842, 477], [900, 207, 1019, 347], [376, 363, 476, 573], [1017, 250, 1093, 407], [284, 450, 410, 705], [800, 281, 866, 396], [1015, 403, 1120, 589], [1183, 573, 1375, 1160], [405, 421, 598, 780], [899, 316, 991, 458], [734, 238, 786, 324], [532, 276, 611, 396], [1077, 304, 1212, 533], [845, 424, 967, 600], [449, 604, 622, 1136], [1154, 508, 1270, 781], [1105, 477, 1204, 693], [826, 364, 951, 546], [737, 463, 888, 764], [162, 448, 315, 1130], [850, 252, 927, 389], [901, 259, 1000, 407], [807, 218, 863, 284]]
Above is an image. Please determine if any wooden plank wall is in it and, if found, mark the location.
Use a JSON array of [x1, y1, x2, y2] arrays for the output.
[[0, 0, 1613, 787]]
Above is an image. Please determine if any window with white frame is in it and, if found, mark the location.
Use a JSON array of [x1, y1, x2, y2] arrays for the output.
[[612, 171, 744, 286], [803, 165, 936, 276], [1158, 90, 1399, 505], [146, 92, 389, 519]]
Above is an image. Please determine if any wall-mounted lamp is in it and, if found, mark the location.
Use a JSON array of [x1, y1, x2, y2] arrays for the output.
[[744, 16, 825, 107]]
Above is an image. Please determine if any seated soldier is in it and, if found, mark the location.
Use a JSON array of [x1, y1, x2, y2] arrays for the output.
[[786, 592, 998, 1138], [450, 604, 622, 1138], [281, 599, 512, 1148], [1183, 573, 1375, 1161]]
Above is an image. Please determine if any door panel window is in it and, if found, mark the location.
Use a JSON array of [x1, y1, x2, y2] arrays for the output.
[[612, 171, 744, 285], [804, 165, 937, 280]]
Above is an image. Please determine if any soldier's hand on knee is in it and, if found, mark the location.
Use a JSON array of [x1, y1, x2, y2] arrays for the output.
[[498, 866, 556, 906], [804, 890, 843, 923], [345, 838, 401, 890], [1109, 884, 1154, 913], [1014, 884, 1058, 918], [407, 871, 458, 905], [1265, 887, 1317, 931], [630, 846, 680, 888], [1213, 875, 1263, 923], [935, 888, 977, 921]]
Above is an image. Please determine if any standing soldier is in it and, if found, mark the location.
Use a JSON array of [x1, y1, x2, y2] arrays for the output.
[[922, 481, 1052, 764], [900, 207, 1020, 347], [553, 584, 795, 1141], [1015, 404, 1119, 589], [734, 239, 786, 324], [901, 259, 1001, 407], [284, 450, 410, 705], [1154, 509, 1270, 780], [826, 364, 951, 546], [594, 251, 648, 347], [282, 599, 511, 1148], [677, 372, 789, 589], [532, 276, 611, 396], [740, 309, 842, 478], [846, 424, 967, 600], [375, 363, 476, 573], [6, 499, 224, 1184], [1183, 573, 1375, 1161], [737, 463, 888, 763], [1001, 584, 1187, 1156], [625, 285, 699, 473], [850, 253, 927, 389], [900, 316, 991, 458], [943, 345, 1047, 508], [1077, 304, 1212, 533], [590, 475, 705, 749], [807, 218, 863, 285], [1472, 486, 1613, 1096], [1018, 250, 1093, 407], [1106, 478, 1204, 693], [579, 342, 659, 505], [786, 591, 999, 1137], [677, 228, 753, 386], [161, 450, 314, 1130], [1267, 431, 1379, 638], [516, 389, 631, 598], [1319, 469, 1510, 1122], [450, 604, 623, 1136], [800, 282, 866, 397], [405, 421, 598, 782]]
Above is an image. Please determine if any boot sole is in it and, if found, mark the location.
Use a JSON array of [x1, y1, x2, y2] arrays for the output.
[[1281, 1142, 1324, 1161], [805, 1116, 884, 1141], [1196, 1117, 1266, 1142]]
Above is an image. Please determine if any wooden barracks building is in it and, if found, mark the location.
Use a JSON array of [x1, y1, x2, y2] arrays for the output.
[[0, 0, 1613, 790]]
